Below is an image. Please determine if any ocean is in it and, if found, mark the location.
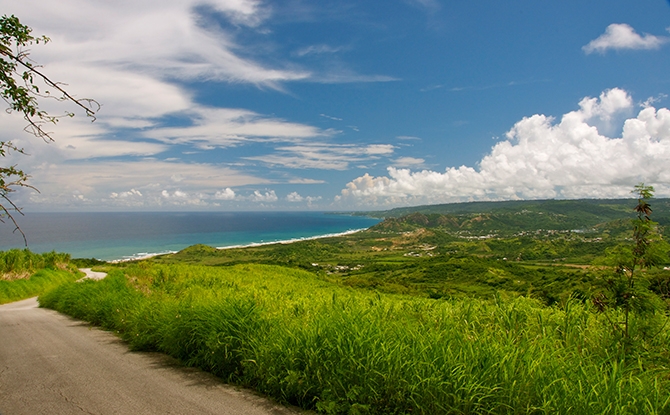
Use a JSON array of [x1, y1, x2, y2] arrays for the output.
[[0, 212, 381, 261]]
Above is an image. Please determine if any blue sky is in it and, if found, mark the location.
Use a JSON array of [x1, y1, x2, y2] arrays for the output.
[[2, 0, 670, 211]]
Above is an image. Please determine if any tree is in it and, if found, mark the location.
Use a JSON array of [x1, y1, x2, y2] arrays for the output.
[[593, 183, 668, 342], [0, 15, 98, 243]]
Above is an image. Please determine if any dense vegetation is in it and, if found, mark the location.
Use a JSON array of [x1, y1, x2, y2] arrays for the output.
[[151, 199, 670, 306], [0, 249, 76, 304], [41, 262, 670, 414], [356, 198, 670, 231], [38, 196, 670, 414]]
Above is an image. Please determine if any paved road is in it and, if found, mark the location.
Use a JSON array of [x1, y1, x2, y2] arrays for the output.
[[78, 268, 108, 281], [0, 297, 305, 415]]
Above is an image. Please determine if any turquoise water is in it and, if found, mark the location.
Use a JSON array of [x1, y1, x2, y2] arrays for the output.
[[0, 212, 380, 261]]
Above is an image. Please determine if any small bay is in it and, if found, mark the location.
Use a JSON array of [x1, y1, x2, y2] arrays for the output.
[[0, 211, 380, 261]]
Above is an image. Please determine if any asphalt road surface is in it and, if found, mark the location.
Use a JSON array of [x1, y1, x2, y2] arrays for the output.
[[78, 268, 108, 281], [0, 297, 305, 415]]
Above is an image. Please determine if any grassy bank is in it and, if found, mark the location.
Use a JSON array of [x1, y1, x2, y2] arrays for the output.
[[0, 249, 76, 304], [41, 262, 670, 414]]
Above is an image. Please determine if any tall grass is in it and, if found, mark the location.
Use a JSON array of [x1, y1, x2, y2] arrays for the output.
[[0, 249, 75, 304], [0, 249, 71, 278], [40, 263, 670, 414], [0, 269, 78, 304]]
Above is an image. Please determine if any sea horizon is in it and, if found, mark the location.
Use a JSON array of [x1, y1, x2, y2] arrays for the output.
[[0, 211, 381, 262]]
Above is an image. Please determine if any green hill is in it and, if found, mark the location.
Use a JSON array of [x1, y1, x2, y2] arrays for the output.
[[356, 198, 670, 235]]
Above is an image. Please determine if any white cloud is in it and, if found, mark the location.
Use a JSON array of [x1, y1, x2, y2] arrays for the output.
[[365, 144, 396, 155], [288, 178, 326, 184], [338, 88, 670, 207], [246, 143, 395, 170], [0, 0, 377, 210], [320, 114, 344, 121], [250, 190, 278, 202], [0, 5, 370, 144], [7, 0, 395, 93], [295, 45, 347, 57], [15, 160, 269, 208], [286, 191, 304, 202], [10, 0, 307, 88], [286, 191, 321, 205], [393, 157, 425, 167], [144, 107, 327, 148], [110, 189, 143, 199], [312, 71, 399, 84], [214, 188, 237, 200], [583, 24, 669, 54], [158, 189, 208, 206]]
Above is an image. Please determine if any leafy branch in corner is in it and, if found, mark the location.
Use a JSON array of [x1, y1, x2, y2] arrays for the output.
[[0, 14, 98, 244]]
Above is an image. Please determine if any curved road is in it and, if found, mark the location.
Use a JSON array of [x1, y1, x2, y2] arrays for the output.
[[0, 297, 306, 415], [78, 268, 108, 281]]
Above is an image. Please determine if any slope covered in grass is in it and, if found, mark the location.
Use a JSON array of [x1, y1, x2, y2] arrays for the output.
[[41, 262, 670, 414], [0, 249, 76, 304]]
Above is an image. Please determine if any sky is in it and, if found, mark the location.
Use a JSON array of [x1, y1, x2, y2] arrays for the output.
[[1, 0, 670, 212]]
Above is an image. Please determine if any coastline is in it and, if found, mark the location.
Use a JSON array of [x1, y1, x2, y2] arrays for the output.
[[108, 228, 367, 263]]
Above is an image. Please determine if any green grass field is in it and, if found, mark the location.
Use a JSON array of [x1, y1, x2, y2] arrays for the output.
[[40, 262, 670, 414]]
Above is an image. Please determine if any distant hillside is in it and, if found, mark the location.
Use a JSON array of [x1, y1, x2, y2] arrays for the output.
[[357, 198, 670, 235]]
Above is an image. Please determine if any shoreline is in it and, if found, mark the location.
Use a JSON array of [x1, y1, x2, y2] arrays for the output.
[[108, 228, 367, 263]]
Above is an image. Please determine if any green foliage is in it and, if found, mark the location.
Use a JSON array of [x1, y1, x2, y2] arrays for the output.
[[0, 268, 77, 304], [42, 262, 670, 414], [362, 198, 667, 227], [70, 257, 108, 268], [0, 249, 74, 303], [56, 197, 666, 412], [0, 248, 71, 275], [0, 15, 97, 239], [648, 268, 670, 299], [592, 184, 669, 343]]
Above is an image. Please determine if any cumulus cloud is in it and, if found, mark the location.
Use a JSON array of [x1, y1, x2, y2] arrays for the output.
[[338, 88, 670, 207], [286, 191, 321, 205], [583, 24, 669, 54], [214, 188, 237, 200], [158, 189, 209, 206], [110, 189, 143, 199], [250, 190, 278, 202], [286, 191, 304, 202]]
